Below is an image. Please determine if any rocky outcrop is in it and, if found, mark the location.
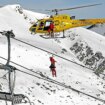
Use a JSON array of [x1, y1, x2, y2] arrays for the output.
[[70, 40, 105, 74]]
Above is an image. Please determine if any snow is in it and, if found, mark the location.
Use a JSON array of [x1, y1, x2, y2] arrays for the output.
[[0, 4, 105, 105], [88, 24, 105, 36]]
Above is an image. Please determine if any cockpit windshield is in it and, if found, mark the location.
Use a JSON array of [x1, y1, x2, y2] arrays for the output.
[[33, 21, 40, 27]]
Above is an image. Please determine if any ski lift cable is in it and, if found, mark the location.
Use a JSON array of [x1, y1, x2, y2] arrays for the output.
[[0, 55, 104, 95], [0, 55, 105, 87], [0, 54, 105, 102], [0, 56, 104, 104], [0, 57, 32, 71], [1, 62, 104, 103], [0, 32, 105, 103], [12, 38, 90, 68], [15, 67, 105, 103], [0, 58, 78, 89], [12, 37, 105, 76], [2, 52, 104, 102]]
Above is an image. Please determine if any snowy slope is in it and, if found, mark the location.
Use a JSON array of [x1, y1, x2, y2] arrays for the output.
[[88, 23, 105, 36], [0, 5, 105, 105]]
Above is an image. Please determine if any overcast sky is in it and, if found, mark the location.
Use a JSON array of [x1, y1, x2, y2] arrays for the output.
[[0, 0, 105, 19]]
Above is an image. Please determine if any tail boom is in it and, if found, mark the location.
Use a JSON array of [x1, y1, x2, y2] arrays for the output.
[[70, 18, 105, 28]]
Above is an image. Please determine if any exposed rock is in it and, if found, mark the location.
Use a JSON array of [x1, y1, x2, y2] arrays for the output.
[[70, 41, 105, 75]]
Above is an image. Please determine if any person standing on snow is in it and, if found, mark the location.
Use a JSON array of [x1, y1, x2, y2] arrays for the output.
[[49, 55, 57, 77]]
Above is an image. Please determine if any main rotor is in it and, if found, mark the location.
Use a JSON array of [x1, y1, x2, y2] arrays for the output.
[[46, 3, 101, 15]]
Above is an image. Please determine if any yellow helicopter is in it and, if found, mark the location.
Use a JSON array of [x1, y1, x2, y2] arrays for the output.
[[29, 3, 105, 38]]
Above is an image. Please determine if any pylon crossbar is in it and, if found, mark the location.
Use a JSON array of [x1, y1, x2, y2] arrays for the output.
[[0, 30, 15, 38], [0, 64, 16, 71]]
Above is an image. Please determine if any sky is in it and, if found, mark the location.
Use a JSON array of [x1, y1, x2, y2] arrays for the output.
[[0, 0, 105, 19]]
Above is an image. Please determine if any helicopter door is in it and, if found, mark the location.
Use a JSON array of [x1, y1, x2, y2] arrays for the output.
[[44, 20, 52, 30]]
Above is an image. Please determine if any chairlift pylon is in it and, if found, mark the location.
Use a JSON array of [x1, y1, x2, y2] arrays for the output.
[[0, 31, 32, 105]]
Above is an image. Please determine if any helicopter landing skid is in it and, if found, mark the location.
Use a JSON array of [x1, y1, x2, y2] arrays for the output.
[[40, 32, 65, 39], [40, 35, 65, 39]]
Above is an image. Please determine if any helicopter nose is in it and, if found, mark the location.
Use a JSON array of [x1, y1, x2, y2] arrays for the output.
[[29, 27, 36, 34]]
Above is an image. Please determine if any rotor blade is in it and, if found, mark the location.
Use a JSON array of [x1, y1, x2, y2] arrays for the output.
[[57, 3, 101, 11], [46, 3, 101, 12], [27, 8, 45, 11]]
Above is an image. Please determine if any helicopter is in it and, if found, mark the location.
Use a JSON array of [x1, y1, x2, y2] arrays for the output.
[[29, 3, 105, 38]]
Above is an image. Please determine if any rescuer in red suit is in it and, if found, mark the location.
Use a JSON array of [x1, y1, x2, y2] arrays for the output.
[[49, 55, 56, 77]]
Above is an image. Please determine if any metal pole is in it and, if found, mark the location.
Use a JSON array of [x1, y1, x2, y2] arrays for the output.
[[63, 30, 65, 38], [6, 35, 11, 65], [4, 31, 14, 105]]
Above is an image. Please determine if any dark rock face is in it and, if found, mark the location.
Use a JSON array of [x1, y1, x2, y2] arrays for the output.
[[70, 41, 105, 74]]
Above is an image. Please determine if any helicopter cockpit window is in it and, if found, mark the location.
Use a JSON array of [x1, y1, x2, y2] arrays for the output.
[[39, 22, 44, 27], [33, 21, 39, 27], [38, 21, 44, 30], [33, 23, 37, 27]]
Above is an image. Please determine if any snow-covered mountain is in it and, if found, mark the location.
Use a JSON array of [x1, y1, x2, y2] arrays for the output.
[[88, 23, 105, 36], [0, 4, 105, 105]]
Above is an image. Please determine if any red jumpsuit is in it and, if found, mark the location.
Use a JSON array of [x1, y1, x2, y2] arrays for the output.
[[48, 23, 54, 34], [49, 57, 56, 77]]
